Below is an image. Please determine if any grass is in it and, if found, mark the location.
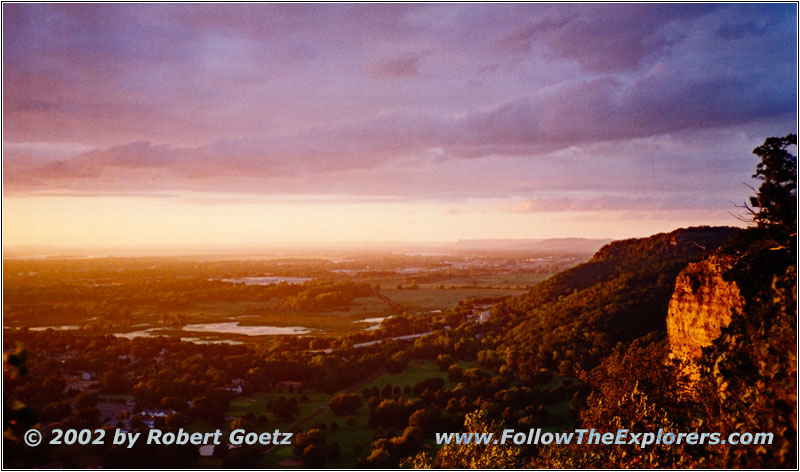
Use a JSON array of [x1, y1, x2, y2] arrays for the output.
[[381, 288, 526, 312], [418, 273, 550, 288], [361, 360, 489, 394], [171, 296, 392, 326], [234, 296, 396, 334], [536, 373, 570, 390], [228, 391, 332, 429], [541, 400, 574, 432], [361, 360, 449, 392], [100, 296, 397, 342]]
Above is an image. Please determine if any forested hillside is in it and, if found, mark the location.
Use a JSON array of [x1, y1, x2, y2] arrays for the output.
[[500, 226, 736, 379]]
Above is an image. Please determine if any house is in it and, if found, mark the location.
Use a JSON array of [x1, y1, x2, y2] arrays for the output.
[[138, 409, 175, 428], [64, 374, 96, 393], [227, 378, 244, 395]]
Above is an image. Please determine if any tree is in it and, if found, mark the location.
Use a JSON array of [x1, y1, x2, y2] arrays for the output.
[[746, 134, 797, 249], [407, 408, 438, 433], [364, 446, 392, 467], [302, 443, 328, 467], [267, 396, 299, 421], [100, 370, 130, 394], [293, 428, 326, 457], [328, 393, 363, 416], [329, 441, 341, 458], [409, 410, 523, 468], [386, 351, 409, 373], [228, 417, 253, 432], [74, 392, 98, 409], [165, 411, 190, 428]]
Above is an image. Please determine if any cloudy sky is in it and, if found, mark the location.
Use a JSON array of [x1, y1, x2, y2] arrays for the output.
[[3, 4, 796, 248]]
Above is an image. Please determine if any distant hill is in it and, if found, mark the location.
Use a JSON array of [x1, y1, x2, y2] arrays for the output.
[[449, 238, 612, 254]]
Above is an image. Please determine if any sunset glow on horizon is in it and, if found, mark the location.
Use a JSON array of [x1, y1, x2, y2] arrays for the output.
[[3, 4, 796, 250]]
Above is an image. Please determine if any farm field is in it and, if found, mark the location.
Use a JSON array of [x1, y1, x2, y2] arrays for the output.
[[4, 252, 567, 341], [379, 288, 526, 313]]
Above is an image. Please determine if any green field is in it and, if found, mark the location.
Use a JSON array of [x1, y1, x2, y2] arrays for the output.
[[228, 391, 331, 425], [380, 288, 526, 312], [260, 406, 372, 468], [417, 273, 550, 288], [360, 359, 490, 392], [111, 287, 529, 342], [259, 359, 468, 468], [175, 296, 395, 333], [105, 295, 397, 342]]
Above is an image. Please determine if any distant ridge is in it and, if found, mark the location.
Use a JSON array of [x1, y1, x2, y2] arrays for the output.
[[449, 238, 613, 254], [5, 238, 613, 259]]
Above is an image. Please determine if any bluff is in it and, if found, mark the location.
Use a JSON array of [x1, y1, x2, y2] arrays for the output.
[[501, 226, 737, 378], [666, 255, 744, 362]]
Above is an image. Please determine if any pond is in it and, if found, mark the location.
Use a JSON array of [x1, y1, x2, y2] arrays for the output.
[[216, 276, 312, 285], [114, 323, 309, 340], [114, 328, 164, 339], [353, 316, 388, 331], [181, 322, 311, 336], [28, 325, 82, 331], [181, 337, 244, 345]]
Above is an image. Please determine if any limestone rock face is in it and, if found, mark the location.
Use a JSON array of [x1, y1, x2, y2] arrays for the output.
[[667, 255, 744, 362]]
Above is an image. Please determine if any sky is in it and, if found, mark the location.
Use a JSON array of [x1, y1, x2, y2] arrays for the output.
[[2, 3, 797, 249]]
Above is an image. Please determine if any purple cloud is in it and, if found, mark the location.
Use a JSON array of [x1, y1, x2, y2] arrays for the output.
[[505, 194, 725, 214], [2, 3, 796, 220], [368, 53, 422, 78]]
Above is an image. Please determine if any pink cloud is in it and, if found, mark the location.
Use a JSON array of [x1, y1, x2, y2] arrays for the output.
[[505, 195, 723, 213], [368, 54, 422, 78], [2, 3, 794, 221]]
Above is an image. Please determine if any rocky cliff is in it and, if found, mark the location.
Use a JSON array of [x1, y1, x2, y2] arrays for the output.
[[666, 255, 744, 365]]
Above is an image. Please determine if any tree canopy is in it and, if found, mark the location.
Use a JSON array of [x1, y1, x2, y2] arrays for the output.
[[748, 133, 797, 249]]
